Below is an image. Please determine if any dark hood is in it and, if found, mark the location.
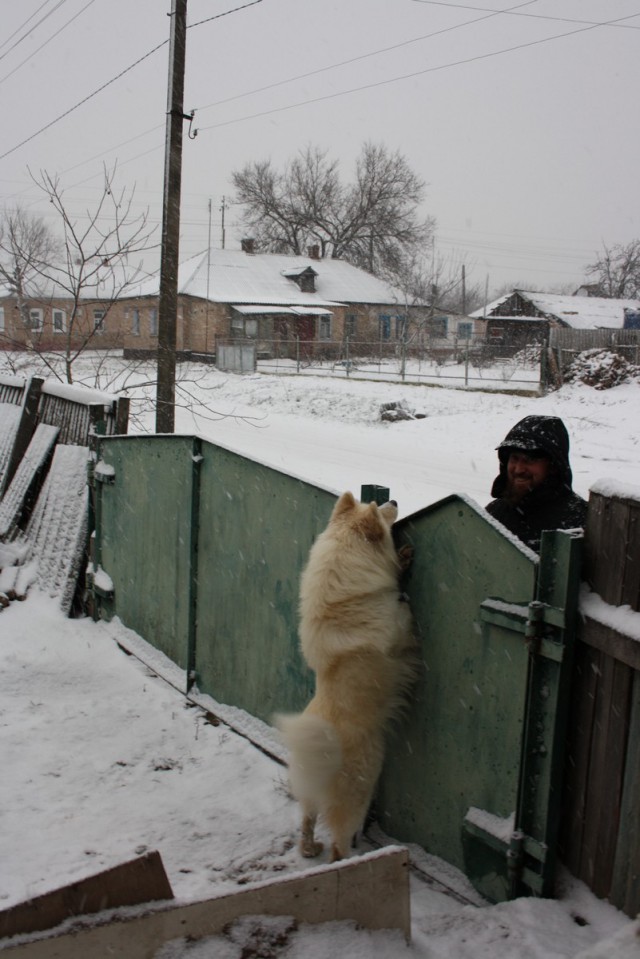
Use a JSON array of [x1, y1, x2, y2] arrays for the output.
[[490, 415, 574, 499]]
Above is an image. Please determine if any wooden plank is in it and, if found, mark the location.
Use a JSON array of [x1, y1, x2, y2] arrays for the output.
[[582, 656, 632, 898], [584, 494, 630, 607], [0, 424, 59, 538], [0, 847, 410, 958], [621, 507, 640, 612], [0, 852, 173, 940], [558, 642, 598, 876], [580, 651, 614, 891], [611, 671, 640, 918], [593, 659, 632, 898], [579, 617, 640, 672]]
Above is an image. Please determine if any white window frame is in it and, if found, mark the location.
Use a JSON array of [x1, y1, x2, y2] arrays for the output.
[[52, 309, 66, 334], [149, 308, 158, 337], [93, 309, 106, 333], [318, 315, 331, 340], [132, 308, 140, 336], [0, 307, 4, 332], [28, 308, 43, 331]]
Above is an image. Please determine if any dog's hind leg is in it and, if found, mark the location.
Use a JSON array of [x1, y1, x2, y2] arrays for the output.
[[300, 802, 324, 858], [326, 803, 369, 863]]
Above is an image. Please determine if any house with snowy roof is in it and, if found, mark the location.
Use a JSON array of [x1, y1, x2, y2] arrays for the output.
[[120, 244, 417, 360], [471, 289, 640, 350]]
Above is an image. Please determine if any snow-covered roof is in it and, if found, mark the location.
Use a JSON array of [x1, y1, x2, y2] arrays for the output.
[[471, 290, 640, 330], [127, 249, 408, 309]]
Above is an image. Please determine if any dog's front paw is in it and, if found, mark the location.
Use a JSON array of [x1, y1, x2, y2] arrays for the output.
[[397, 544, 414, 572]]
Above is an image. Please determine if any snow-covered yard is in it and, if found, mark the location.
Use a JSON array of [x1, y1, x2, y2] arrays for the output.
[[1, 354, 640, 956]]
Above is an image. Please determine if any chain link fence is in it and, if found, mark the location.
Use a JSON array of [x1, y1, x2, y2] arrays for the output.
[[216, 335, 543, 392]]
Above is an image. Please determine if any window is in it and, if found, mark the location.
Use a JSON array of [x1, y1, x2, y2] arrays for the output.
[[379, 314, 391, 340], [53, 309, 66, 333], [149, 308, 158, 336], [345, 314, 357, 338], [429, 315, 448, 338], [318, 315, 331, 340], [93, 309, 105, 333], [0, 307, 4, 332], [457, 322, 473, 339], [395, 315, 407, 339], [28, 308, 43, 331], [132, 308, 140, 336]]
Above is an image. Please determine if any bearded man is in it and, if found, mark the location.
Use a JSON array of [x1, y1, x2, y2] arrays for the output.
[[486, 415, 587, 554]]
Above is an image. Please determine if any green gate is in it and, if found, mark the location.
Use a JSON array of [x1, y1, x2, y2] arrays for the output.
[[92, 435, 581, 904], [379, 497, 581, 902]]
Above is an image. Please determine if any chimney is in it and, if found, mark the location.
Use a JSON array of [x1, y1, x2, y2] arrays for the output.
[[241, 237, 255, 254], [307, 244, 320, 260]]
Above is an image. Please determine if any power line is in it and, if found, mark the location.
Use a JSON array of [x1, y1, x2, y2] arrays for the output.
[[0, 0, 98, 87], [0, 0, 263, 165], [411, 0, 640, 31], [194, 0, 538, 112], [0, 0, 71, 63], [0, 38, 168, 163], [198, 11, 640, 133], [0, 0, 54, 54]]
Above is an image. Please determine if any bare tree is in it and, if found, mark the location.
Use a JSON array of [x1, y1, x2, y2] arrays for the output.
[[232, 142, 434, 276], [585, 240, 640, 299], [0, 206, 62, 337], [1, 165, 157, 383]]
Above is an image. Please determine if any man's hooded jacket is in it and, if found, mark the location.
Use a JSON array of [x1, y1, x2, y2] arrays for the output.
[[485, 415, 587, 553]]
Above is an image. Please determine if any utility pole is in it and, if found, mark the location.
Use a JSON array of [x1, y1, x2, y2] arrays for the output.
[[220, 195, 226, 249], [461, 263, 466, 315], [156, 0, 188, 434]]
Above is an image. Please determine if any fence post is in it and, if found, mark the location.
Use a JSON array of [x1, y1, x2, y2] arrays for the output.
[[360, 484, 390, 505]]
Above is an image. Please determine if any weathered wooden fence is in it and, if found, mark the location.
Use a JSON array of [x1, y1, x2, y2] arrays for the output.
[[549, 328, 640, 370], [559, 484, 640, 917], [0, 374, 129, 612]]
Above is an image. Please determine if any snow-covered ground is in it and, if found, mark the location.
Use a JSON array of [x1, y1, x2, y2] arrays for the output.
[[1, 354, 639, 957]]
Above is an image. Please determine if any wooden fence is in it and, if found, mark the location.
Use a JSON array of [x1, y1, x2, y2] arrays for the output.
[[549, 328, 640, 369], [559, 487, 640, 917], [0, 374, 129, 495]]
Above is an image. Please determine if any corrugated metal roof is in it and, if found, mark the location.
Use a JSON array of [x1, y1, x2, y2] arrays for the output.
[[129, 249, 408, 308]]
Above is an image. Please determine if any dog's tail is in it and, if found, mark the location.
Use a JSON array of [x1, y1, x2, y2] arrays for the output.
[[274, 712, 342, 802]]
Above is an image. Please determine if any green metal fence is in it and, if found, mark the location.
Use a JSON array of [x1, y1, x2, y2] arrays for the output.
[[92, 433, 582, 905]]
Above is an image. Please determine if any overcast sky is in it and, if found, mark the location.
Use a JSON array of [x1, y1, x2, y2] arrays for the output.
[[1, 0, 639, 298]]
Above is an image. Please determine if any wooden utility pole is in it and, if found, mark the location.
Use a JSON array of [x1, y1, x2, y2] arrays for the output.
[[156, 0, 188, 434]]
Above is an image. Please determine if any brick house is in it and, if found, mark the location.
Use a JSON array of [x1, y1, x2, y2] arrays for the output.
[[0, 286, 127, 353], [120, 245, 417, 360]]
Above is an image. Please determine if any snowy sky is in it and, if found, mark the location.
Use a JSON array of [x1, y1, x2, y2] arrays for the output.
[[1, 0, 639, 296]]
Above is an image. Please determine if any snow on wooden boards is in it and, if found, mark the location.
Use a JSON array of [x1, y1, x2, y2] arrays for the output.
[[0, 424, 59, 539], [0, 847, 410, 958], [0, 445, 89, 612], [0, 403, 22, 497]]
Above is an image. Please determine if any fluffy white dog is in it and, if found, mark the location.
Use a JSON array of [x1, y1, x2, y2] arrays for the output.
[[275, 491, 418, 862]]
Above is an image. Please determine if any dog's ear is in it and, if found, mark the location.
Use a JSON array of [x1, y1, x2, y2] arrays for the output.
[[358, 502, 385, 543], [332, 491, 357, 519]]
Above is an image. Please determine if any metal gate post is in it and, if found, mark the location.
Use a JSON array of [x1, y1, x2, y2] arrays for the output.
[[514, 528, 583, 897], [186, 437, 203, 692]]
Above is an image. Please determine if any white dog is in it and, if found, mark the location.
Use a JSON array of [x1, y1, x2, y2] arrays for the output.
[[275, 491, 417, 862]]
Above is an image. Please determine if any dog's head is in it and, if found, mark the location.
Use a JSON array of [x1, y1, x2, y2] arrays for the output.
[[330, 491, 398, 543]]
